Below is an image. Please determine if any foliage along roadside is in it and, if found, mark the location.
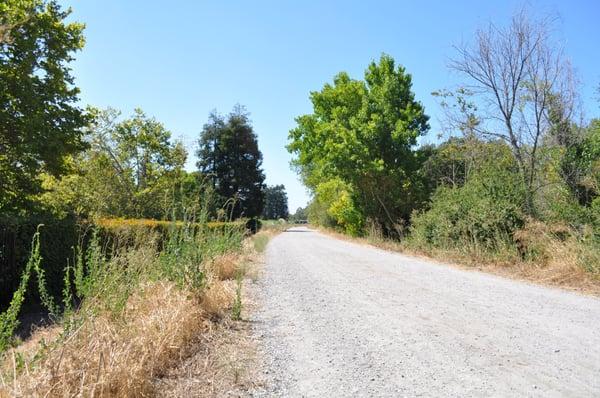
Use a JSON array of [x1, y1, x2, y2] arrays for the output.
[[0, 217, 258, 310], [0, 216, 256, 396], [288, 13, 600, 282]]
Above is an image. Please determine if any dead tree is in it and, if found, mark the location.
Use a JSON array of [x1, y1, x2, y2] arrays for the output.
[[448, 10, 576, 214]]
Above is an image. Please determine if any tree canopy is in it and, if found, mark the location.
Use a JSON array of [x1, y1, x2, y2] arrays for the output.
[[41, 108, 191, 219], [262, 185, 289, 220], [288, 54, 429, 235], [197, 106, 265, 219], [0, 0, 87, 213]]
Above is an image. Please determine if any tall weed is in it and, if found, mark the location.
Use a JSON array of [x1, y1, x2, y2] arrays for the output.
[[0, 229, 42, 353]]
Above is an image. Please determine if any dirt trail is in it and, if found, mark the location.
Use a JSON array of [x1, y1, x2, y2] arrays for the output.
[[251, 227, 600, 397]]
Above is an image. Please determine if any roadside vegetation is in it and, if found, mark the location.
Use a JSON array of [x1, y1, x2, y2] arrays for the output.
[[288, 10, 600, 289], [0, 218, 255, 396]]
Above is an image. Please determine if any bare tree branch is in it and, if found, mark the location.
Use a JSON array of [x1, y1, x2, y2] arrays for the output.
[[443, 9, 577, 213]]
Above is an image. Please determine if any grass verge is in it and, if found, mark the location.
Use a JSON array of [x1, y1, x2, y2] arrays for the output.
[[0, 219, 269, 397], [152, 226, 278, 395]]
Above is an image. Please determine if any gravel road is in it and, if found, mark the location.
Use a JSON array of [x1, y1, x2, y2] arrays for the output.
[[251, 227, 600, 397]]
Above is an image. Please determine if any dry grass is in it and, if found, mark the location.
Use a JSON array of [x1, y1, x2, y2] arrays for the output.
[[508, 221, 600, 293], [252, 234, 269, 253], [0, 225, 274, 398], [1, 281, 204, 397], [206, 239, 265, 282], [152, 285, 264, 397], [200, 281, 235, 319], [208, 253, 242, 281], [151, 231, 271, 396]]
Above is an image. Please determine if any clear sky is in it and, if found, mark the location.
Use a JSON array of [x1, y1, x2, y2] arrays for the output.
[[61, 0, 600, 212]]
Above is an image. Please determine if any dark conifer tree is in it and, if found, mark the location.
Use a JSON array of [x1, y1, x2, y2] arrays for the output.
[[197, 105, 265, 218]]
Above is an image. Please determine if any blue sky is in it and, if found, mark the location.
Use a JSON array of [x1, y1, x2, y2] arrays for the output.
[[61, 0, 600, 211]]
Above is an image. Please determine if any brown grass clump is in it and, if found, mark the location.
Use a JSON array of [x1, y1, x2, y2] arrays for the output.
[[209, 253, 241, 280], [200, 281, 234, 318], [511, 221, 600, 292], [2, 281, 204, 397], [153, 281, 263, 397]]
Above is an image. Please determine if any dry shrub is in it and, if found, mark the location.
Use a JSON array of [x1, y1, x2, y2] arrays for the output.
[[208, 253, 241, 280], [513, 220, 571, 264], [512, 221, 599, 291], [200, 281, 234, 318], [153, 281, 262, 397], [2, 281, 204, 397]]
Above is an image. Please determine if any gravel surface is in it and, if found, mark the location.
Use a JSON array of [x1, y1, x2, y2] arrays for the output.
[[251, 227, 600, 397]]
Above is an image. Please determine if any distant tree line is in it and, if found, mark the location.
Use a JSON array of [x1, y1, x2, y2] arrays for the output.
[[289, 206, 307, 223]]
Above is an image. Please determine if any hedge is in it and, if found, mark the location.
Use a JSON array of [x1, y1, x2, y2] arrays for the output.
[[0, 215, 80, 309], [1, 217, 256, 309]]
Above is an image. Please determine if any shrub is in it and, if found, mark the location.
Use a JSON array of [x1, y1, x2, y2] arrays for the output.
[[409, 167, 526, 257], [0, 216, 247, 311], [245, 218, 262, 234]]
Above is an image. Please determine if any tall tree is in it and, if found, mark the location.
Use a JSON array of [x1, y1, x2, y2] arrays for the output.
[[262, 185, 289, 220], [446, 10, 576, 214], [113, 108, 184, 191], [197, 106, 265, 219], [288, 54, 429, 236], [290, 206, 307, 223], [0, 0, 87, 213], [42, 108, 188, 219]]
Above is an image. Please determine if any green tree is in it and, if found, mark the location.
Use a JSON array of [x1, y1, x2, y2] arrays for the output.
[[262, 185, 289, 220], [573, 120, 600, 205], [95, 108, 188, 219], [197, 106, 265, 219], [288, 54, 429, 236], [0, 0, 87, 213], [41, 108, 188, 219], [421, 137, 517, 190], [290, 206, 307, 222]]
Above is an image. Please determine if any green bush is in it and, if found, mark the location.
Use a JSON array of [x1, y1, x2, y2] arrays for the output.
[[409, 167, 526, 256], [312, 178, 363, 235], [158, 219, 245, 293]]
